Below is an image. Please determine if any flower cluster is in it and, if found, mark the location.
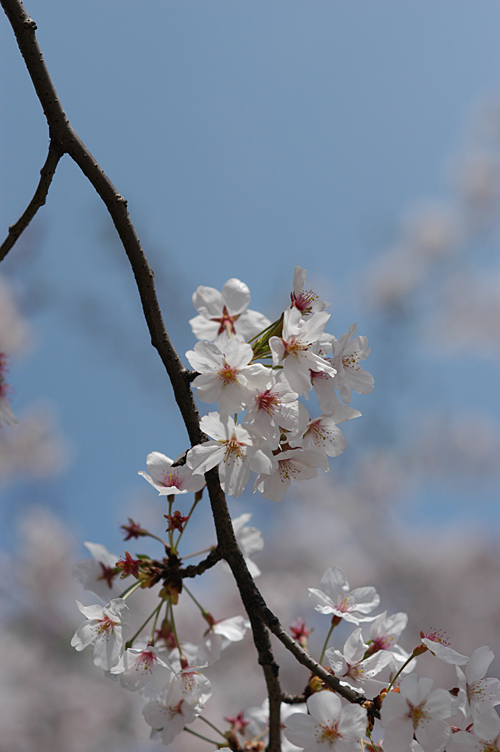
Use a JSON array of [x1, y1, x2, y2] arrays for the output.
[[184, 267, 373, 501], [66, 268, 499, 752]]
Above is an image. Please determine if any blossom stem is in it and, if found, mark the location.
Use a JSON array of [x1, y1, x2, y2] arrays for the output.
[[183, 727, 220, 745], [150, 599, 165, 643], [183, 584, 206, 614], [168, 600, 184, 660], [119, 579, 142, 599], [318, 620, 337, 664], [182, 546, 216, 560], [198, 715, 228, 740], [167, 495, 175, 551], [125, 603, 162, 649], [174, 489, 203, 550], [386, 648, 420, 691]]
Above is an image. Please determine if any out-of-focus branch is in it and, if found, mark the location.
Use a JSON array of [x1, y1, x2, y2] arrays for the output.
[[0, 139, 62, 261]]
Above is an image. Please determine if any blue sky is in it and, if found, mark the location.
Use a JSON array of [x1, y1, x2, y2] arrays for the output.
[[2, 0, 500, 553]]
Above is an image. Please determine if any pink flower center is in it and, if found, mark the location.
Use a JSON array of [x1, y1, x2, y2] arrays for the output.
[[218, 362, 239, 385], [138, 650, 156, 671], [96, 616, 118, 636], [422, 628, 450, 647], [292, 289, 318, 314], [212, 305, 240, 336], [160, 470, 182, 489], [317, 721, 341, 744], [408, 701, 430, 731], [257, 389, 278, 414], [283, 338, 308, 358], [223, 436, 246, 463]]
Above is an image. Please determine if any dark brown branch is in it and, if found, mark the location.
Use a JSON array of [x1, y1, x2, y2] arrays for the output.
[[0, 139, 62, 261], [180, 547, 223, 578]]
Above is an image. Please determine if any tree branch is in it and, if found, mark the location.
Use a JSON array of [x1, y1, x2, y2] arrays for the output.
[[0, 139, 63, 261], [1, 4, 364, 750]]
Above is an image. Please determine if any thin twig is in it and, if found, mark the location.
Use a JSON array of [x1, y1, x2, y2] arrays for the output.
[[0, 139, 63, 261]]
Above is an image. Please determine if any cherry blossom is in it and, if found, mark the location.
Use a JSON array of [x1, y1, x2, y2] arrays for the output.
[[254, 447, 328, 503], [291, 265, 329, 316], [197, 615, 250, 665], [70, 598, 130, 671], [331, 323, 374, 405], [190, 278, 270, 341], [420, 628, 468, 665], [244, 372, 301, 448], [138, 451, 205, 495], [244, 699, 308, 752], [72, 541, 126, 601], [308, 566, 380, 625], [284, 691, 367, 752], [187, 412, 274, 497], [448, 702, 500, 752], [142, 669, 212, 746], [110, 643, 173, 692], [186, 337, 269, 414], [269, 307, 336, 396], [326, 627, 393, 696], [289, 408, 360, 458], [455, 646, 500, 718], [365, 610, 415, 674], [381, 674, 455, 752], [231, 512, 264, 577]]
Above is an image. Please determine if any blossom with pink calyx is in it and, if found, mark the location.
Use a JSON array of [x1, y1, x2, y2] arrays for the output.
[[308, 566, 380, 625], [190, 278, 270, 342], [138, 451, 205, 496]]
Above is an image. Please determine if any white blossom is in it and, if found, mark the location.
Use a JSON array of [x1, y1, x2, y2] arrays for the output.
[[138, 451, 205, 495], [190, 278, 270, 341], [309, 566, 380, 625], [232, 512, 264, 577], [72, 541, 127, 601], [284, 691, 367, 752], [456, 646, 500, 718], [270, 307, 336, 396], [187, 412, 274, 497], [70, 598, 130, 671], [186, 337, 269, 414], [381, 674, 454, 752], [331, 323, 374, 405]]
